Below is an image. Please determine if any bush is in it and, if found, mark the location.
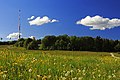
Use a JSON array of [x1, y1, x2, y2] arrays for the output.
[[27, 40, 39, 50]]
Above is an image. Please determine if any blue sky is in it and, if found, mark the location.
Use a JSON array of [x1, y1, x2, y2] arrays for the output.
[[0, 0, 120, 41]]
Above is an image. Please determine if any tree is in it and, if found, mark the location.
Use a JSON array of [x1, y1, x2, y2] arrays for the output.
[[55, 34, 70, 50], [80, 36, 94, 51], [41, 35, 56, 50], [94, 36, 103, 51], [68, 36, 80, 51], [102, 39, 110, 52], [114, 43, 120, 52], [14, 38, 25, 47], [27, 40, 39, 50], [23, 38, 33, 49]]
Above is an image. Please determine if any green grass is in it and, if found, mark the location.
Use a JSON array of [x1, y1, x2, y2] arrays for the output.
[[0, 45, 119, 80]]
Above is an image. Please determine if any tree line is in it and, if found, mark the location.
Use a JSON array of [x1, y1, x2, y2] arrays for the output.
[[13, 34, 120, 52], [0, 41, 17, 45], [14, 38, 41, 50]]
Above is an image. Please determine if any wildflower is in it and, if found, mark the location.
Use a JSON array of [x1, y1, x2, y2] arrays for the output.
[[19, 74, 23, 77], [63, 65, 65, 67], [42, 75, 47, 80], [108, 75, 112, 79], [54, 63, 56, 65], [92, 72, 95, 75], [62, 77, 66, 80], [78, 69, 81, 72], [55, 75, 58, 78], [28, 69, 32, 72], [72, 77, 77, 80], [63, 71, 66, 73], [82, 69, 85, 73], [14, 63, 18, 65], [83, 73, 86, 75], [40, 60, 43, 62], [48, 75, 51, 78], [98, 74, 101, 77], [78, 77, 83, 80], [37, 75, 42, 79], [113, 70, 116, 73], [3, 71, 7, 73], [96, 64, 99, 66], [112, 74, 116, 78], [93, 75, 95, 79], [98, 70, 100, 72], [2, 74, 6, 78], [67, 71, 70, 74], [70, 70, 73, 73], [65, 72, 69, 77], [0, 66, 3, 69], [54, 59, 56, 61]]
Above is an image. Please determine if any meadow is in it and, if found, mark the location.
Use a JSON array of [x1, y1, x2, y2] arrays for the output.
[[0, 45, 119, 80]]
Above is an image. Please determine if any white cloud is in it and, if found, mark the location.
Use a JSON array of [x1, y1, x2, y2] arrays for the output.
[[76, 15, 120, 30], [51, 19, 59, 23], [28, 16, 35, 20], [7, 32, 22, 39], [29, 36, 35, 39], [28, 16, 59, 26]]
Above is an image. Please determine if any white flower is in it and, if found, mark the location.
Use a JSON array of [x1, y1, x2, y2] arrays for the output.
[[48, 68, 51, 71], [65, 73, 69, 76], [72, 77, 77, 80], [70, 70, 74, 73], [112, 74, 116, 78], [48, 75, 51, 78], [78, 69, 81, 72], [82, 69, 85, 73], [98, 74, 101, 77], [78, 77, 83, 80], [3, 74, 6, 78], [108, 75, 112, 79], [28, 69, 32, 72], [62, 77, 66, 80]]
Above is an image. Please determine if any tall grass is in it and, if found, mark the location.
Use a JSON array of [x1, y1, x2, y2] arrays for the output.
[[0, 45, 119, 80]]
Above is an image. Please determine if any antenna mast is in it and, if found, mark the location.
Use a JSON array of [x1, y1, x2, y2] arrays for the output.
[[18, 10, 21, 39]]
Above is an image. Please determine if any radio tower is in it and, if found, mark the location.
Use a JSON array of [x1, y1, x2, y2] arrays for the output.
[[18, 10, 21, 39]]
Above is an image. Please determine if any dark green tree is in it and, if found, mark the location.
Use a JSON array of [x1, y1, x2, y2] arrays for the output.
[[23, 38, 33, 49], [41, 35, 56, 50], [94, 36, 103, 51], [80, 36, 94, 51], [14, 38, 25, 47], [114, 43, 120, 52], [27, 40, 39, 50]]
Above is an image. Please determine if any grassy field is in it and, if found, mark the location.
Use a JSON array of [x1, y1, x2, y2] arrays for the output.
[[0, 45, 119, 80]]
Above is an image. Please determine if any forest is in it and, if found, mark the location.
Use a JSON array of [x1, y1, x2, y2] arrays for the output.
[[12, 34, 120, 52]]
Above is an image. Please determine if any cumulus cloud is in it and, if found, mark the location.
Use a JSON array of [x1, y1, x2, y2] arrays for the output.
[[76, 15, 120, 30], [7, 32, 22, 39], [28, 16, 59, 26], [28, 16, 35, 20]]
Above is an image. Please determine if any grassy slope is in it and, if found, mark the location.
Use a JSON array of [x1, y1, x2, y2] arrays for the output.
[[0, 45, 119, 80]]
